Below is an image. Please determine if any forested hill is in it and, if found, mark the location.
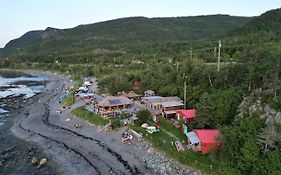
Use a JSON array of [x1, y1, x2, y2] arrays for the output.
[[227, 8, 281, 43], [243, 8, 281, 33], [1, 15, 251, 58]]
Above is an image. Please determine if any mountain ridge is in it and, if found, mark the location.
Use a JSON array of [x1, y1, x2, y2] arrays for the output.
[[1, 14, 252, 57]]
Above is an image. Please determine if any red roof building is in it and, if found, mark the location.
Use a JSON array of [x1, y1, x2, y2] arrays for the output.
[[193, 129, 222, 153], [185, 129, 222, 153], [176, 109, 196, 123]]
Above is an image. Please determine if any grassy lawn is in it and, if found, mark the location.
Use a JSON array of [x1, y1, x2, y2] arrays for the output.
[[62, 92, 75, 106], [158, 117, 186, 141], [129, 122, 220, 174], [72, 107, 109, 126]]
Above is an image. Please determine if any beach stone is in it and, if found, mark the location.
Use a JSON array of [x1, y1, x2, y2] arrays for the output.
[[37, 158, 47, 169], [167, 166, 172, 172], [31, 157, 38, 165], [160, 166, 166, 173], [147, 147, 155, 154], [44, 145, 52, 150]]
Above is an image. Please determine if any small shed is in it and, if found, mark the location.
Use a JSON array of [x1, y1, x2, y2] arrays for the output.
[[144, 90, 156, 97], [177, 109, 196, 123]]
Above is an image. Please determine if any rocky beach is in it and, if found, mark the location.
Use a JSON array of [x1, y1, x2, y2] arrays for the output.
[[0, 69, 202, 175], [0, 70, 61, 175]]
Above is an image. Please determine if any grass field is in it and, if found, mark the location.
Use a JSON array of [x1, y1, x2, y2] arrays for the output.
[[129, 119, 220, 174], [62, 92, 75, 106], [72, 107, 109, 126]]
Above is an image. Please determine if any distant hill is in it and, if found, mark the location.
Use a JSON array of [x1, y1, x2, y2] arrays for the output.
[[243, 8, 281, 33], [226, 8, 281, 43], [1, 15, 252, 58]]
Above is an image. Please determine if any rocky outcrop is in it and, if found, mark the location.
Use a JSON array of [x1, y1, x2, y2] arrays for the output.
[[238, 89, 281, 153], [39, 27, 60, 39], [238, 89, 264, 117], [264, 104, 281, 125]]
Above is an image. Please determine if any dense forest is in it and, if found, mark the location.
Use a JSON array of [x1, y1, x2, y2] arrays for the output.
[[1, 8, 281, 175]]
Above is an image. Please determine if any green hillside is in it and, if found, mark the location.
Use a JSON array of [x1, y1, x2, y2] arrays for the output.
[[225, 8, 281, 45], [1, 8, 281, 175], [1, 15, 251, 59], [244, 7, 281, 33]]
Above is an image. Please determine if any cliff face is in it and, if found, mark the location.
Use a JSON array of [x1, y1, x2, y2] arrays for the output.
[[39, 27, 61, 39], [238, 89, 281, 153]]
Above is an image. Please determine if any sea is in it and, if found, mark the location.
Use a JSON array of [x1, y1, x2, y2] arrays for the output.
[[0, 70, 46, 127]]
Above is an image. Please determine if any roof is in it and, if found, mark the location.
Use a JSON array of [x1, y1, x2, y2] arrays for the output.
[[76, 93, 94, 97], [163, 110, 182, 115], [163, 96, 182, 102], [142, 96, 163, 103], [177, 109, 196, 119], [145, 90, 155, 94], [185, 131, 200, 144], [142, 96, 163, 100], [194, 129, 221, 144], [98, 96, 133, 107], [117, 91, 141, 98], [162, 101, 184, 107], [142, 96, 183, 105], [125, 91, 141, 98]]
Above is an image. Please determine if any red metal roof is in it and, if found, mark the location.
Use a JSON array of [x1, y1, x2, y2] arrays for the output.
[[194, 129, 221, 144], [177, 109, 196, 119]]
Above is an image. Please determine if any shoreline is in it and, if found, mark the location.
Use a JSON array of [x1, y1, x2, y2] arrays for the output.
[[2, 69, 202, 175], [0, 85, 62, 174]]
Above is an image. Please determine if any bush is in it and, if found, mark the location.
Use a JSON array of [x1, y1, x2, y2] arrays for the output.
[[272, 94, 281, 111], [136, 109, 151, 123]]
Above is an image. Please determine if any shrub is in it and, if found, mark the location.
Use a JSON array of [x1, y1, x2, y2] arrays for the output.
[[136, 109, 151, 123]]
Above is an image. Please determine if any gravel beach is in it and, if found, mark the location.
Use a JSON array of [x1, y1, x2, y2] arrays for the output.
[[1, 70, 202, 175]]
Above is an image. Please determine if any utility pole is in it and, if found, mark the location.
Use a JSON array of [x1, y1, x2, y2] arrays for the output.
[[184, 77, 187, 109], [217, 40, 221, 71], [190, 47, 193, 60]]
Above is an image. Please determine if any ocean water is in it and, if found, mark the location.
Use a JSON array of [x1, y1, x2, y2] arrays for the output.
[[0, 70, 46, 127]]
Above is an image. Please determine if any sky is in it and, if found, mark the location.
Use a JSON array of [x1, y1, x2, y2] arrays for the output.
[[0, 0, 280, 48]]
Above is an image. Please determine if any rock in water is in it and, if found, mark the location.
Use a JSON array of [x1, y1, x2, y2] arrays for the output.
[[37, 158, 47, 168], [31, 157, 38, 165]]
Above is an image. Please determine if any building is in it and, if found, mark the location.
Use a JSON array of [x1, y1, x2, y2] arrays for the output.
[[141, 96, 164, 109], [176, 109, 196, 123], [186, 129, 222, 153], [144, 90, 156, 97], [118, 91, 142, 100], [120, 116, 138, 126], [141, 96, 182, 111], [97, 96, 133, 112], [124, 91, 142, 100], [161, 101, 184, 118]]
